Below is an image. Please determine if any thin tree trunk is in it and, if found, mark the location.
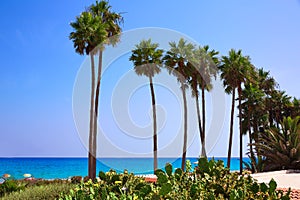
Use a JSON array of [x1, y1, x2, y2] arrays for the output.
[[88, 54, 96, 179], [248, 125, 254, 161], [227, 89, 235, 169], [248, 126, 255, 173], [195, 90, 204, 157], [201, 84, 207, 158], [253, 122, 260, 158], [238, 85, 243, 174], [149, 76, 158, 171], [181, 84, 188, 171], [92, 50, 103, 180]]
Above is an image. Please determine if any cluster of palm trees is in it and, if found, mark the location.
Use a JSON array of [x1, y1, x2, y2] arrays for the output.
[[130, 39, 219, 171], [69, 0, 300, 179], [130, 38, 300, 174]]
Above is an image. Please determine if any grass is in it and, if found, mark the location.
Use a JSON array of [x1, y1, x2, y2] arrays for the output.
[[0, 180, 74, 200]]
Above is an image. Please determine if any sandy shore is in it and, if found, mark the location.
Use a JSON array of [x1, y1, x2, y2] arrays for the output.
[[251, 170, 300, 189]]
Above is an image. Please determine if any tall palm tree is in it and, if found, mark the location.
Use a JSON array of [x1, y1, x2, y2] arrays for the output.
[[219, 49, 252, 173], [129, 39, 163, 171], [163, 38, 194, 171], [188, 45, 218, 158], [88, 0, 123, 180], [240, 83, 265, 172], [69, 11, 107, 179], [187, 61, 204, 158]]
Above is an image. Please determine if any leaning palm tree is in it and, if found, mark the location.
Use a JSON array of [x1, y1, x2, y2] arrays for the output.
[[69, 11, 107, 179], [219, 49, 252, 173], [163, 38, 194, 171], [129, 39, 164, 171], [88, 0, 123, 180]]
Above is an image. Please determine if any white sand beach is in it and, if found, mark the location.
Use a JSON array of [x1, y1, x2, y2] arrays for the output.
[[251, 170, 300, 189]]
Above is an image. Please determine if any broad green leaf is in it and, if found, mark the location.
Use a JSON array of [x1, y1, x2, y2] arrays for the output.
[[159, 183, 172, 196]]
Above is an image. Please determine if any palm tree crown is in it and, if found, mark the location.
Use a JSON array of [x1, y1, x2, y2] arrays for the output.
[[69, 11, 106, 55], [130, 39, 163, 78]]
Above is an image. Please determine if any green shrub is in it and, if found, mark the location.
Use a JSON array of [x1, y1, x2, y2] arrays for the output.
[[1, 182, 73, 200], [60, 158, 291, 199], [253, 116, 300, 171], [0, 180, 25, 197]]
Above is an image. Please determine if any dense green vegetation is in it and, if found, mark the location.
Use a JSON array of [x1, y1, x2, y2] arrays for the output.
[[0, 179, 73, 200], [59, 158, 291, 199], [251, 116, 300, 171]]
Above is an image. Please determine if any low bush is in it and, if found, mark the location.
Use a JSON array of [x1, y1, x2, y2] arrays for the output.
[[1, 182, 73, 200], [60, 158, 291, 200], [0, 180, 25, 197]]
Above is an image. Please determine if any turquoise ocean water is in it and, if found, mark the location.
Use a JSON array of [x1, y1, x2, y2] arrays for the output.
[[0, 157, 249, 180]]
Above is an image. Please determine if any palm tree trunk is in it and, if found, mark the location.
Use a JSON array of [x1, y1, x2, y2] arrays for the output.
[[227, 89, 235, 169], [88, 54, 96, 179], [238, 85, 243, 174], [92, 50, 103, 180], [181, 84, 188, 171], [195, 90, 204, 157], [201, 84, 207, 158], [149, 76, 158, 171], [253, 122, 260, 158], [248, 126, 255, 173]]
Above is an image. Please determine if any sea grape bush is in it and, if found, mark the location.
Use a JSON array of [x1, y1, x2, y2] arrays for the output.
[[60, 158, 291, 199]]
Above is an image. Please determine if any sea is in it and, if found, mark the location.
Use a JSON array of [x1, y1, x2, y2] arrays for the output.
[[0, 157, 249, 180]]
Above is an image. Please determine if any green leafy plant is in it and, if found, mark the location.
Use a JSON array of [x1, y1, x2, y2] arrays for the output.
[[253, 116, 300, 171], [0, 180, 73, 200], [0, 180, 25, 197], [243, 154, 265, 173], [60, 159, 291, 199]]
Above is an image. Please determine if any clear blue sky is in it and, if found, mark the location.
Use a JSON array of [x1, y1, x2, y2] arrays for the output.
[[0, 0, 299, 158]]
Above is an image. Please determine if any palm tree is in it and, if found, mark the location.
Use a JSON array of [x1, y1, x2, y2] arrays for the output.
[[188, 45, 218, 158], [129, 39, 164, 171], [219, 49, 252, 173], [267, 90, 291, 128], [240, 83, 265, 172], [88, 0, 123, 180], [187, 61, 204, 158], [256, 68, 277, 96], [69, 11, 107, 179], [163, 38, 194, 171], [70, 1, 123, 180], [290, 97, 300, 118]]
